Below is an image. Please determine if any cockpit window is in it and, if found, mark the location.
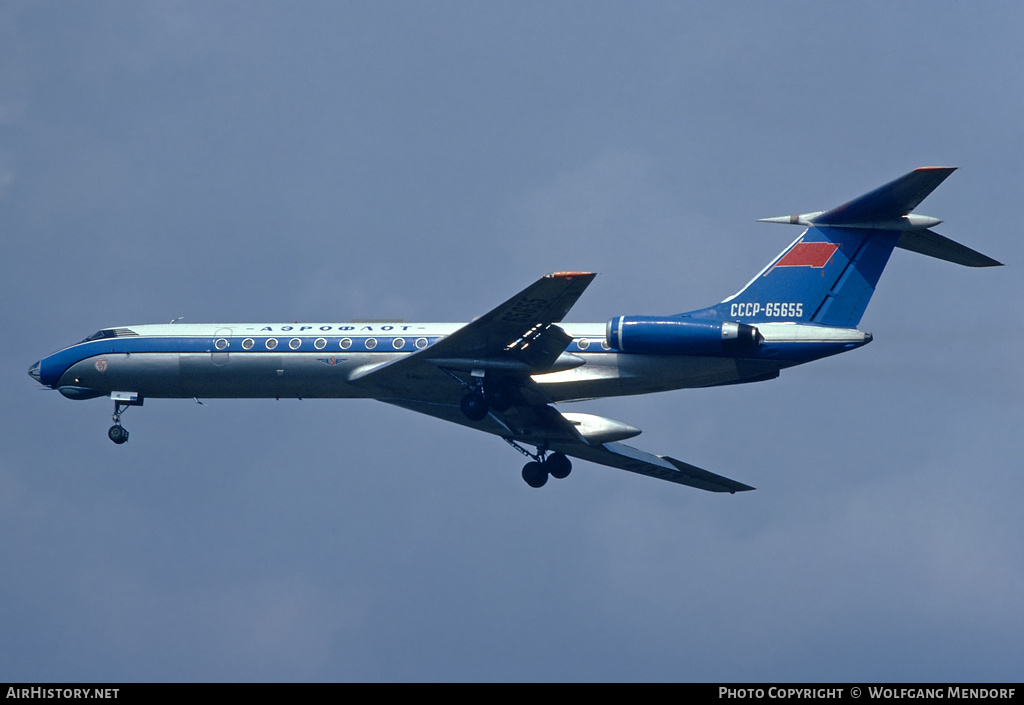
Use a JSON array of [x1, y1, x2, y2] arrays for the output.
[[81, 329, 117, 343], [80, 328, 138, 343]]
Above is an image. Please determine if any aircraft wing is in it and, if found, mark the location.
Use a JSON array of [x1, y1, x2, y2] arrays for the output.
[[384, 398, 754, 493], [360, 270, 753, 492], [412, 270, 597, 362], [349, 271, 596, 396], [546, 440, 755, 493]]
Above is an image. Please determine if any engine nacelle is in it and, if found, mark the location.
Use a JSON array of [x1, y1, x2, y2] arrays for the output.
[[606, 316, 762, 355]]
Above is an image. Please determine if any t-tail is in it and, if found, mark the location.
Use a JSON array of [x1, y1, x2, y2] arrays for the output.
[[606, 167, 1000, 366], [694, 166, 1001, 328]]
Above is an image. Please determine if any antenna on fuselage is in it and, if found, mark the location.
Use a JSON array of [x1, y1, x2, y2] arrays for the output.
[[170, 317, 184, 324]]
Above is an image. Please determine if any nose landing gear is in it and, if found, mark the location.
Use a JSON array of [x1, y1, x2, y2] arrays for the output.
[[107, 393, 143, 445], [108, 423, 129, 444], [108, 401, 129, 444]]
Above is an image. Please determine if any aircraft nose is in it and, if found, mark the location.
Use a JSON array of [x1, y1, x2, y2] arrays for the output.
[[28, 360, 41, 383]]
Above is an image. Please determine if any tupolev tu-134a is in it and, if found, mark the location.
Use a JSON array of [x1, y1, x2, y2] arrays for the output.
[[29, 167, 1001, 492]]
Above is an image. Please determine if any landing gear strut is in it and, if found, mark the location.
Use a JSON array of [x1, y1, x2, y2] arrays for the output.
[[108, 401, 130, 445], [504, 438, 572, 488], [106, 393, 142, 445]]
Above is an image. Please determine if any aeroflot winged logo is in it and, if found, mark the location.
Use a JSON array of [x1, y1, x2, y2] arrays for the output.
[[765, 242, 839, 275], [317, 357, 347, 366]]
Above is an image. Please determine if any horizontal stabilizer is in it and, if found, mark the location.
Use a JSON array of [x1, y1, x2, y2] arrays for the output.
[[897, 229, 1002, 267], [814, 166, 956, 225], [757, 167, 959, 232]]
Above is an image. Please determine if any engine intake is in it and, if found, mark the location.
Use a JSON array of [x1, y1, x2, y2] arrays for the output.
[[606, 316, 762, 355]]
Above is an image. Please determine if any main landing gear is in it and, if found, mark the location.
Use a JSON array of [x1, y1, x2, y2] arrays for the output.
[[459, 382, 514, 422], [451, 371, 570, 488], [460, 391, 489, 421], [521, 452, 572, 488], [504, 438, 572, 488]]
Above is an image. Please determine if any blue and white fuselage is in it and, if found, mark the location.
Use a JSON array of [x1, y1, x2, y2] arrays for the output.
[[32, 320, 871, 402], [28, 168, 1000, 492]]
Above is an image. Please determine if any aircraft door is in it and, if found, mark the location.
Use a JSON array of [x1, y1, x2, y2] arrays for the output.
[[212, 327, 232, 367]]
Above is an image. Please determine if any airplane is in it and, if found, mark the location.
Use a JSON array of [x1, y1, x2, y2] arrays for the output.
[[28, 167, 1001, 492]]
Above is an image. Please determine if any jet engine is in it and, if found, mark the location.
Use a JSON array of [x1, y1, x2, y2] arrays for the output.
[[606, 316, 762, 355]]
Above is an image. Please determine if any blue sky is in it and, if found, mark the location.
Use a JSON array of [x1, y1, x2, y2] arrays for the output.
[[3, 2, 1022, 682]]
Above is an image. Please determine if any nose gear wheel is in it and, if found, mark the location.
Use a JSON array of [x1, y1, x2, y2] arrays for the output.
[[108, 400, 131, 444]]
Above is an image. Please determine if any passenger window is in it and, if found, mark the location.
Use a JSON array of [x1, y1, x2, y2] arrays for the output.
[[266, 338, 278, 350], [392, 338, 405, 349], [289, 338, 301, 350], [365, 338, 377, 350], [215, 338, 229, 350], [340, 338, 352, 350], [415, 337, 428, 349], [315, 338, 327, 350], [242, 338, 254, 350]]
